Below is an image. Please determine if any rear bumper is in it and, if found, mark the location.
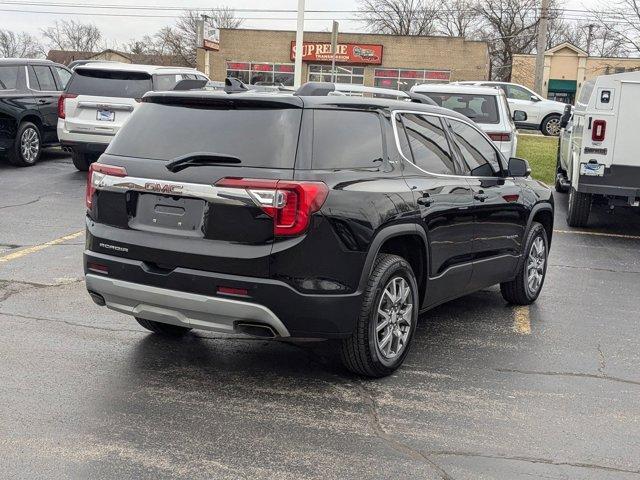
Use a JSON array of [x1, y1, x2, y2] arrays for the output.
[[577, 165, 640, 200], [57, 123, 113, 150], [60, 140, 108, 154], [84, 250, 364, 338]]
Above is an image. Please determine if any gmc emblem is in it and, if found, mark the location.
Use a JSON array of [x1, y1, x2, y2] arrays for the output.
[[144, 182, 183, 194]]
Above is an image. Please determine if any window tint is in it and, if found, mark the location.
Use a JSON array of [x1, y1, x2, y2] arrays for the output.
[[0, 66, 19, 89], [400, 114, 455, 174], [447, 119, 500, 176], [107, 103, 302, 168], [66, 69, 153, 98], [419, 93, 499, 124], [312, 110, 384, 169], [506, 84, 533, 101], [577, 80, 595, 107], [54, 66, 72, 89], [154, 73, 183, 91], [32, 66, 58, 91]]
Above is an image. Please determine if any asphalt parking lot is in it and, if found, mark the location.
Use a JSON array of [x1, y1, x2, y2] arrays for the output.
[[1, 149, 639, 480]]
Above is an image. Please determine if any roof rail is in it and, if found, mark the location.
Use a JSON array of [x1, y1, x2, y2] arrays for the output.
[[293, 82, 438, 106]]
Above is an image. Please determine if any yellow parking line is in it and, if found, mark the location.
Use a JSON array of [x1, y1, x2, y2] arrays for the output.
[[554, 229, 640, 240], [0, 231, 84, 263], [513, 306, 531, 335]]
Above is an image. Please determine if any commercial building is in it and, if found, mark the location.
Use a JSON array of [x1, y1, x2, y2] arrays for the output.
[[512, 42, 640, 104], [197, 28, 490, 91]]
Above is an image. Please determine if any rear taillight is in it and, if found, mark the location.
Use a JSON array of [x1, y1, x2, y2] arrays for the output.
[[592, 119, 606, 142], [487, 132, 511, 142], [86, 163, 127, 210], [215, 178, 329, 236], [57, 93, 77, 119]]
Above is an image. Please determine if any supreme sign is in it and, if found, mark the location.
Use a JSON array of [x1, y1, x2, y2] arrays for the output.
[[290, 42, 383, 64]]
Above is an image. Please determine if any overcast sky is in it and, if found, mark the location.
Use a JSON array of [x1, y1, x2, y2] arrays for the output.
[[1, 0, 602, 50]]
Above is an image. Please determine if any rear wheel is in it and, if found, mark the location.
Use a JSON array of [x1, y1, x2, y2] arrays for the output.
[[71, 149, 97, 171], [341, 253, 419, 378], [501, 222, 548, 305], [566, 187, 591, 227], [135, 317, 192, 336], [8, 122, 41, 167], [542, 114, 561, 136]]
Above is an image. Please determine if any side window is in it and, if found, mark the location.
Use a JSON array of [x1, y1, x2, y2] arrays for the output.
[[154, 74, 182, 91], [54, 66, 72, 90], [32, 66, 58, 91], [400, 113, 456, 175], [312, 110, 384, 169], [506, 85, 533, 101], [447, 119, 500, 177]]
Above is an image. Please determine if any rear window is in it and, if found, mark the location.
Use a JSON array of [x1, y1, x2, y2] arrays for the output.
[[312, 110, 384, 169], [107, 103, 302, 168], [419, 93, 500, 124], [0, 66, 19, 90], [66, 69, 152, 98]]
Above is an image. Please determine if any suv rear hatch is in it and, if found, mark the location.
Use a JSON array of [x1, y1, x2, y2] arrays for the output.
[[87, 93, 310, 277], [61, 68, 152, 138]]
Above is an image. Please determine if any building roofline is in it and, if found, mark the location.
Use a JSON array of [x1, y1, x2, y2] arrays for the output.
[[514, 51, 640, 62]]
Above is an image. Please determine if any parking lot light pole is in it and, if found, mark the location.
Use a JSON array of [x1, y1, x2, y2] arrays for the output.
[[294, 0, 305, 88]]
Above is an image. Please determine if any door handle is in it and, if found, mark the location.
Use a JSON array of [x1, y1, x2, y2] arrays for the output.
[[417, 194, 434, 206], [473, 192, 488, 202], [37, 99, 47, 104]]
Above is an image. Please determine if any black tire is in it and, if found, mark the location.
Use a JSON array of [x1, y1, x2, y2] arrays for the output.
[[135, 317, 192, 336], [500, 222, 548, 305], [71, 149, 94, 171], [8, 122, 41, 167], [554, 151, 568, 193], [541, 114, 561, 136], [341, 253, 419, 378], [566, 187, 591, 227]]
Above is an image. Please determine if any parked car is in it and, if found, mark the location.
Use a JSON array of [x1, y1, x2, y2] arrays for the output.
[[556, 71, 640, 227], [457, 81, 567, 136], [83, 84, 553, 377], [57, 63, 209, 171], [0, 58, 72, 167], [410, 83, 526, 159]]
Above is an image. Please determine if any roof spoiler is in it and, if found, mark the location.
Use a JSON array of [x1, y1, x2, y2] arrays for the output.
[[293, 82, 438, 106], [172, 78, 208, 91], [225, 77, 250, 93]]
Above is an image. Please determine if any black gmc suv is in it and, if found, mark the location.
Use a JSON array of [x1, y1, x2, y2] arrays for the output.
[[84, 86, 554, 377], [0, 58, 72, 166]]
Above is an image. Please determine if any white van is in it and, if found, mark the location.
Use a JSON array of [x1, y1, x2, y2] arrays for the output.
[[411, 83, 526, 159], [57, 63, 208, 171], [557, 71, 640, 227]]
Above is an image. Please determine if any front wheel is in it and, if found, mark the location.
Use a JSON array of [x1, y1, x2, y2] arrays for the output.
[[554, 154, 568, 193], [542, 114, 561, 136], [501, 222, 548, 305], [8, 122, 41, 167], [341, 254, 419, 377], [135, 317, 192, 336]]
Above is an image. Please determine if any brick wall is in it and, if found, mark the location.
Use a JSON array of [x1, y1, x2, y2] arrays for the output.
[[202, 29, 490, 85]]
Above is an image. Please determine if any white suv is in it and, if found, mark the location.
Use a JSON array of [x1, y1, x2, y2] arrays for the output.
[[411, 83, 525, 159], [57, 63, 208, 170], [457, 81, 567, 136]]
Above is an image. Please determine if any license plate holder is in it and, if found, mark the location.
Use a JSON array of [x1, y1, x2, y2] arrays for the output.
[[580, 162, 605, 177], [129, 194, 205, 237], [96, 109, 115, 122]]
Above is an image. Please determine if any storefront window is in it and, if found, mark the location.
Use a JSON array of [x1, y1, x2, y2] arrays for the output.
[[374, 68, 450, 91], [308, 65, 365, 84], [226, 62, 294, 86]]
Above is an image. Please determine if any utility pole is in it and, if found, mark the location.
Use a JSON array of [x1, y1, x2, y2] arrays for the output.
[[586, 23, 596, 56], [294, 0, 305, 88], [534, 0, 549, 95], [330, 21, 339, 83]]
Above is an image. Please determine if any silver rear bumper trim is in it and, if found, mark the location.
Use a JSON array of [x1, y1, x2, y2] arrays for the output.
[[85, 274, 290, 337]]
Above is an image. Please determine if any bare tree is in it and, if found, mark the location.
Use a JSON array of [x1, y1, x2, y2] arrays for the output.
[[0, 29, 42, 58], [42, 20, 102, 52], [548, 21, 627, 57], [437, 0, 483, 38], [359, 0, 440, 36]]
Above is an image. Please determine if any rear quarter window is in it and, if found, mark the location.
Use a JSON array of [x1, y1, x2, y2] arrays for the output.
[[0, 66, 19, 90], [66, 69, 153, 98], [312, 110, 384, 169], [420, 93, 500, 124]]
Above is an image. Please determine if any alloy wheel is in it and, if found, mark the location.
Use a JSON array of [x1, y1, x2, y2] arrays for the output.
[[375, 276, 413, 359], [20, 127, 39, 163], [546, 118, 561, 136], [526, 236, 546, 296]]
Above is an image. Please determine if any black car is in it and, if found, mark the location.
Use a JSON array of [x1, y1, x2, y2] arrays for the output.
[[0, 58, 72, 166], [83, 85, 554, 377]]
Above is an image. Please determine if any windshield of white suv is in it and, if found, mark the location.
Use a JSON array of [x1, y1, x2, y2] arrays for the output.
[[66, 69, 153, 98], [419, 93, 500, 124]]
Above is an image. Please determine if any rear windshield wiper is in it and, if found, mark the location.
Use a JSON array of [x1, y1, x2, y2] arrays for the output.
[[165, 153, 241, 173]]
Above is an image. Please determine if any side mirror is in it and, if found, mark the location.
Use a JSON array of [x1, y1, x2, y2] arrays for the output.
[[508, 157, 531, 177], [560, 105, 572, 128], [513, 110, 527, 122], [530, 95, 541, 102]]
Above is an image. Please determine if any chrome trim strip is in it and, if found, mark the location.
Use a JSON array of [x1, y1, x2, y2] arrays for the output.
[[78, 101, 134, 111], [390, 108, 508, 180], [94, 173, 252, 203], [429, 254, 520, 281]]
